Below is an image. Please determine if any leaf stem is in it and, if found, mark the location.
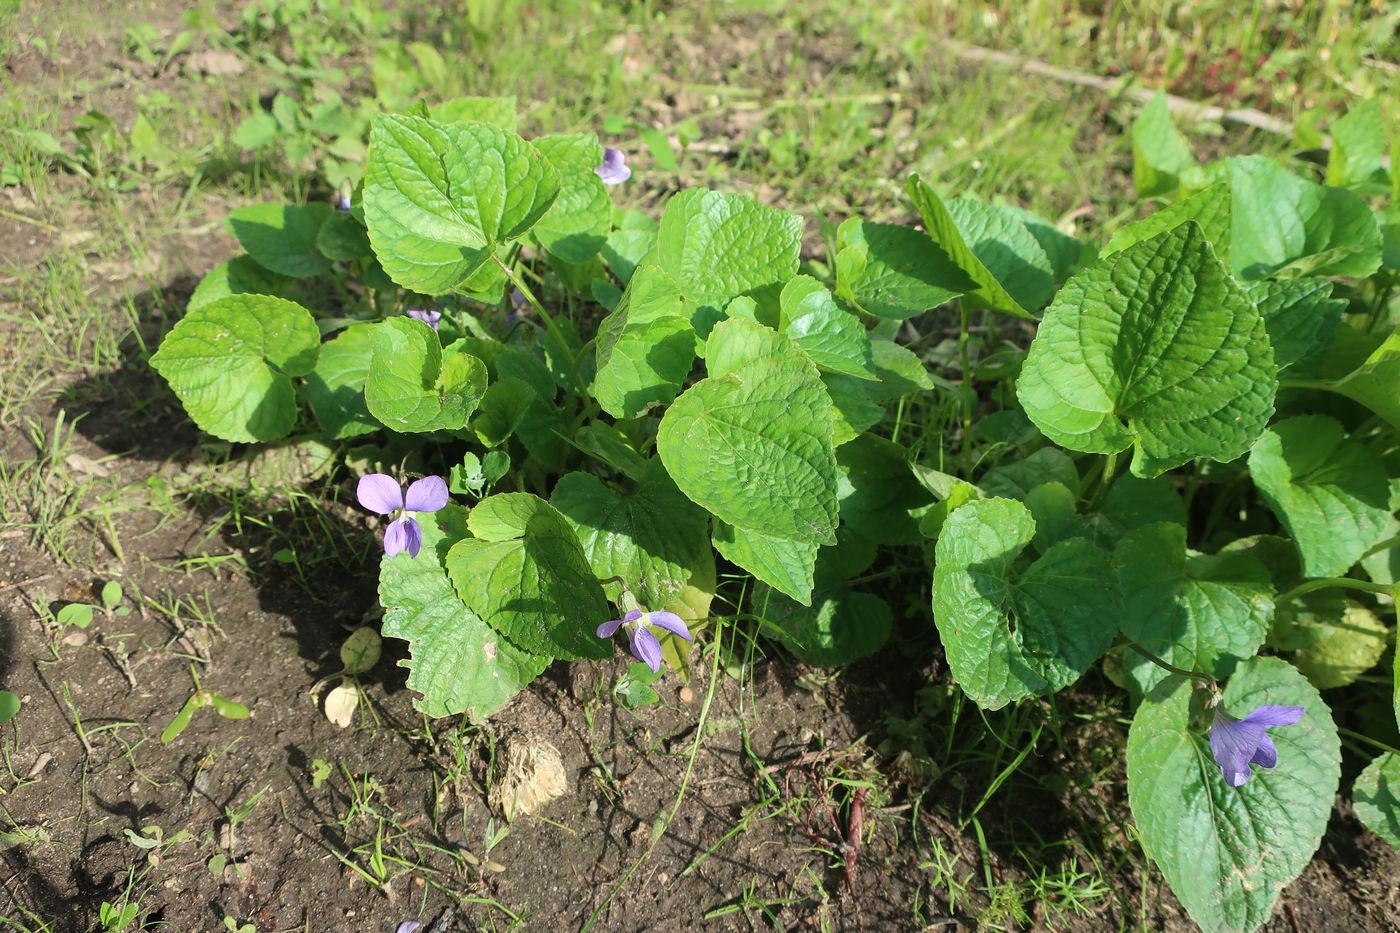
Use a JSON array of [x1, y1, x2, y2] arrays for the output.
[[1117, 636, 1215, 685], [1275, 577, 1395, 607], [958, 302, 974, 474], [1338, 727, 1400, 758], [1360, 535, 1400, 561], [492, 255, 582, 395]]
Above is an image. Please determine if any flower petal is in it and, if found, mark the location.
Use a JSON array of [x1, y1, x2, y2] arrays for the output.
[[384, 517, 412, 556], [1250, 733, 1278, 770], [646, 611, 693, 641], [597, 618, 625, 638], [406, 308, 441, 330], [1209, 716, 1266, 786], [404, 476, 449, 513], [401, 517, 424, 557], [629, 627, 663, 672], [622, 609, 644, 623], [396, 923, 421, 933], [595, 148, 631, 185], [1241, 704, 1305, 728], [357, 474, 404, 514]]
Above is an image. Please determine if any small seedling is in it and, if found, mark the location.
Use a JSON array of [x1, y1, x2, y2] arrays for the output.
[[311, 626, 381, 728], [613, 662, 664, 709], [309, 758, 333, 788], [53, 579, 129, 630], [223, 918, 256, 933], [161, 666, 250, 743]]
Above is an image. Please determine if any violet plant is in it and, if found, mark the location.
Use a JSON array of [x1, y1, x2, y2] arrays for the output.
[[150, 94, 1399, 932]]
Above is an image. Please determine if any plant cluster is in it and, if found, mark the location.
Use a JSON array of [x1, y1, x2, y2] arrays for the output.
[[149, 92, 1399, 930]]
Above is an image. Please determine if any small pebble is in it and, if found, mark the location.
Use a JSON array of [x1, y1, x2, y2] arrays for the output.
[[679, 686, 695, 704]]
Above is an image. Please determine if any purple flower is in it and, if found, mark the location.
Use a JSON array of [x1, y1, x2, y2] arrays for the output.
[[505, 288, 526, 327], [597, 609, 693, 673], [1209, 703, 1305, 787], [395, 923, 420, 933], [406, 308, 441, 330], [356, 474, 449, 558], [595, 148, 631, 186], [334, 191, 352, 214]]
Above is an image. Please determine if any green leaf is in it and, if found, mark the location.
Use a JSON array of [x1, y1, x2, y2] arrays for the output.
[[187, 256, 291, 313], [653, 187, 802, 333], [945, 197, 1056, 311], [1127, 657, 1340, 933], [1090, 475, 1188, 547], [430, 95, 517, 130], [551, 463, 714, 614], [1114, 523, 1274, 695], [339, 626, 381, 674], [591, 261, 696, 418], [1248, 415, 1392, 579], [601, 209, 658, 286], [1101, 183, 1231, 260], [0, 691, 20, 726], [532, 133, 611, 263], [979, 448, 1079, 501], [1325, 98, 1386, 189], [1354, 753, 1400, 851], [1273, 591, 1388, 690], [363, 114, 559, 294], [232, 111, 279, 150], [824, 373, 885, 446], [592, 189, 800, 416], [1315, 328, 1400, 430], [1005, 205, 1087, 284], [226, 203, 333, 279], [1227, 155, 1382, 280], [932, 498, 1117, 709], [445, 494, 610, 659], [1016, 222, 1277, 477], [574, 422, 649, 481], [100, 581, 122, 610], [658, 319, 839, 545], [713, 521, 818, 606], [317, 212, 372, 261], [1242, 278, 1344, 374], [380, 505, 547, 719], [1132, 92, 1197, 197], [363, 319, 488, 433], [151, 295, 319, 443], [836, 435, 931, 545], [305, 323, 379, 439], [906, 175, 1039, 319], [864, 336, 934, 402], [471, 378, 536, 447], [755, 584, 892, 666], [779, 275, 875, 379], [833, 218, 970, 319]]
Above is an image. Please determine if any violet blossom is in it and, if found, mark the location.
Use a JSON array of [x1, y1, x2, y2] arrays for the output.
[[406, 307, 441, 330], [595, 148, 631, 186], [1208, 703, 1305, 787], [597, 609, 693, 672], [333, 191, 352, 214], [356, 474, 448, 558]]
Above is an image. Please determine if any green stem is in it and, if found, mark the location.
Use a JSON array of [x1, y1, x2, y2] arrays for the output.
[[492, 255, 582, 395], [1117, 636, 1215, 685], [1275, 577, 1395, 607], [1338, 727, 1400, 758], [958, 302, 974, 473], [1360, 535, 1400, 561]]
